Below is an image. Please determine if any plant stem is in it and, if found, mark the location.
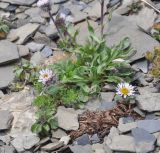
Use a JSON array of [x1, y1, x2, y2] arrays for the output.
[[100, 0, 105, 39], [48, 10, 65, 41]]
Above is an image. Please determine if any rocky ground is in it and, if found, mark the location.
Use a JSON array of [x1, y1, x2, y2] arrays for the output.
[[0, 0, 160, 153]]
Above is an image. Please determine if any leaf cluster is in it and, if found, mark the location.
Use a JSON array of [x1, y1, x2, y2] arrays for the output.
[[53, 22, 134, 96], [0, 19, 9, 33], [31, 95, 58, 135], [10, 59, 39, 91], [127, 1, 142, 14], [58, 24, 79, 51], [145, 47, 160, 77]]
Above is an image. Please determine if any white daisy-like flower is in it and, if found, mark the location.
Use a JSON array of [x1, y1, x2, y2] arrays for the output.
[[116, 82, 135, 98], [37, 0, 50, 7], [38, 69, 54, 85]]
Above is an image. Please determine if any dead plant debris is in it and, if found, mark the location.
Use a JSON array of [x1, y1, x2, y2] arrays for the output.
[[69, 103, 142, 139]]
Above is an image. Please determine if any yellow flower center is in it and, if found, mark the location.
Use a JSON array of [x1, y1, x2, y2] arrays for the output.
[[43, 74, 49, 78], [120, 87, 129, 95]]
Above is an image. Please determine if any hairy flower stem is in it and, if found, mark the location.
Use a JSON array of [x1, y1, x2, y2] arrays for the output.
[[48, 10, 65, 42], [100, 0, 105, 39]]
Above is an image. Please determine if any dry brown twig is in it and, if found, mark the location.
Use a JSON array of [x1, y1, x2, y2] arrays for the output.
[[69, 103, 142, 139]]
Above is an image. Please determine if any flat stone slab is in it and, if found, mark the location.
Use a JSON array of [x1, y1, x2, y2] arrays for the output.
[[105, 14, 159, 62], [0, 65, 15, 89], [136, 87, 160, 112], [108, 135, 136, 152], [74, 134, 90, 146], [0, 40, 19, 65], [0, 88, 36, 138], [8, 23, 39, 45], [0, 0, 36, 6], [41, 142, 64, 151], [118, 118, 137, 133], [56, 106, 79, 131], [137, 120, 160, 133], [132, 128, 156, 153], [0, 110, 13, 130], [23, 135, 40, 150], [70, 145, 93, 153]]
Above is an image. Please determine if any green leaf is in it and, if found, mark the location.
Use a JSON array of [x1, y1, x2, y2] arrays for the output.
[[15, 68, 23, 77], [49, 119, 58, 130], [87, 20, 94, 34], [31, 123, 42, 133], [43, 124, 50, 132], [106, 76, 123, 83], [48, 85, 62, 95]]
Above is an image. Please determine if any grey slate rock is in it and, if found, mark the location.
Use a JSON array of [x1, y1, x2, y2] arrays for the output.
[[136, 86, 160, 112], [98, 101, 116, 111], [18, 45, 29, 57], [0, 134, 11, 145], [30, 51, 45, 66], [0, 65, 15, 89], [54, 0, 69, 4], [90, 134, 101, 144], [33, 32, 57, 48], [122, 117, 134, 123], [85, 98, 101, 111], [100, 92, 115, 103], [0, 145, 16, 153], [26, 42, 44, 53], [70, 144, 93, 153], [107, 0, 122, 8], [5, 4, 17, 12], [108, 135, 136, 152], [41, 46, 53, 58], [0, 110, 14, 130], [0, 0, 36, 6], [40, 24, 58, 39], [118, 118, 137, 133], [156, 133, 160, 147], [132, 128, 156, 153], [25, 7, 46, 24], [105, 14, 159, 62], [11, 136, 24, 152], [56, 106, 79, 131], [52, 129, 67, 139], [85, 98, 116, 111], [0, 40, 19, 65], [41, 141, 64, 151], [23, 135, 40, 150], [0, 2, 9, 9], [132, 59, 148, 74], [129, 7, 157, 32], [74, 134, 90, 146], [8, 23, 39, 45], [137, 120, 160, 133], [59, 7, 71, 16]]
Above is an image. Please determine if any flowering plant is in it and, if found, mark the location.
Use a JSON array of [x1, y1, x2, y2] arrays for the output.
[[114, 82, 136, 104], [38, 69, 56, 85], [116, 82, 135, 98]]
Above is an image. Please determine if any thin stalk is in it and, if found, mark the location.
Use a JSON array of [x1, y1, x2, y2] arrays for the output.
[[100, 0, 105, 39], [141, 0, 160, 14], [48, 10, 65, 41]]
